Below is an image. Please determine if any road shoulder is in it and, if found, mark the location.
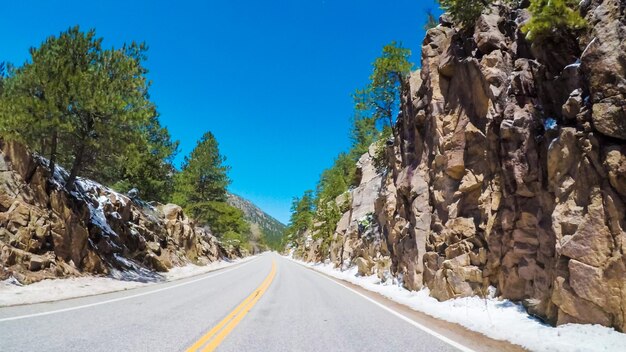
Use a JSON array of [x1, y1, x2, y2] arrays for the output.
[[298, 262, 527, 352]]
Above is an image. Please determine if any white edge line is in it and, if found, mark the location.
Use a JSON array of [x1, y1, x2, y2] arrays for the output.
[[0, 257, 260, 322], [292, 259, 476, 352]]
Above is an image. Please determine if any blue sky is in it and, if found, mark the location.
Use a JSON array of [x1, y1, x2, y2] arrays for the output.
[[2, 0, 441, 224]]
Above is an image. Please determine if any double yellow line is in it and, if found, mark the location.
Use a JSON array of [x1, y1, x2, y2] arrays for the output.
[[186, 260, 277, 352]]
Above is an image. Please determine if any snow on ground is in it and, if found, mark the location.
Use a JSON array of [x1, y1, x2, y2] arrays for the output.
[[287, 256, 626, 352], [0, 276, 144, 307], [162, 256, 256, 280], [0, 256, 256, 307]]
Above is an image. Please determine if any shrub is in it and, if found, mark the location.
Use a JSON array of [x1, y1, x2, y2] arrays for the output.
[[438, 0, 493, 28], [522, 0, 586, 41]]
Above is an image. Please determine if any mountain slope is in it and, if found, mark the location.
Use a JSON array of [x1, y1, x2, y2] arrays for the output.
[[226, 193, 286, 250]]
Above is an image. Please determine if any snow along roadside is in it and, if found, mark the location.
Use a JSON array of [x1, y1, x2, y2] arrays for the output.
[[0, 256, 257, 307], [286, 256, 626, 352]]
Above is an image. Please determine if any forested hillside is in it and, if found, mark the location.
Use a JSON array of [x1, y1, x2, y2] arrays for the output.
[[227, 193, 286, 251]]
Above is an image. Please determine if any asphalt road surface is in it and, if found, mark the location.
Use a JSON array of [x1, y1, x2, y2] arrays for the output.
[[0, 253, 471, 352]]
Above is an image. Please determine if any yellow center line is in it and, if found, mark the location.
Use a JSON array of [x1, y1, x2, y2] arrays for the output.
[[186, 260, 277, 352]]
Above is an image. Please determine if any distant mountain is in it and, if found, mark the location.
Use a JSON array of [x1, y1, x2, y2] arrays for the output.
[[226, 193, 286, 250]]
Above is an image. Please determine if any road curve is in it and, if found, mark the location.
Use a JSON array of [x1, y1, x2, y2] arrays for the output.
[[0, 253, 466, 351]]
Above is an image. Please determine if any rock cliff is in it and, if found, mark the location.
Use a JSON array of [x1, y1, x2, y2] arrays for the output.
[[295, 0, 626, 332], [0, 140, 237, 284]]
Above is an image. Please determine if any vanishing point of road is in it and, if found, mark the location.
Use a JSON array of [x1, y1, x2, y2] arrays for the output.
[[0, 253, 522, 352]]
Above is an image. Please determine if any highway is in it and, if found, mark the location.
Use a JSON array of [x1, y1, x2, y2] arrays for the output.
[[0, 253, 508, 351]]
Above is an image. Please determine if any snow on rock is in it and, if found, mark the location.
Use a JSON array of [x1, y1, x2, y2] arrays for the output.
[[109, 254, 162, 283], [32, 154, 69, 187], [0, 139, 241, 285], [286, 256, 626, 352]]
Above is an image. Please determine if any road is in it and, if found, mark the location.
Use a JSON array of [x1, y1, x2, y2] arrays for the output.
[[0, 253, 483, 352]]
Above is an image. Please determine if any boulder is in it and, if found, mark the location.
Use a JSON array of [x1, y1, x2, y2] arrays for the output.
[[474, 9, 507, 54], [162, 204, 183, 221], [355, 257, 373, 276]]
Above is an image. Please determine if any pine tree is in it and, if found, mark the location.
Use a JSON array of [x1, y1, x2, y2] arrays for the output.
[[172, 131, 230, 206], [107, 115, 179, 202], [284, 191, 315, 245], [352, 42, 411, 141], [522, 0, 586, 41], [0, 26, 154, 190], [424, 9, 439, 31], [313, 199, 342, 257], [317, 153, 355, 201], [0, 62, 6, 96], [187, 201, 249, 236], [171, 131, 249, 243], [438, 0, 492, 28], [350, 95, 378, 159]]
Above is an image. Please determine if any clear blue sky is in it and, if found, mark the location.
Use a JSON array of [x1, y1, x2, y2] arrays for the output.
[[1, 0, 441, 224]]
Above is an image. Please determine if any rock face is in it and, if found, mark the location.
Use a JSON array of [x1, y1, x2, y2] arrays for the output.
[[295, 0, 626, 332], [0, 140, 236, 284]]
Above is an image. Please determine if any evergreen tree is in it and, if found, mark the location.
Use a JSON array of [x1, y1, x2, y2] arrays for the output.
[[352, 42, 411, 135], [310, 153, 355, 254], [313, 199, 342, 257], [424, 9, 439, 31], [262, 228, 283, 251], [172, 131, 249, 245], [187, 201, 249, 238], [108, 115, 179, 202], [350, 97, 378, 159], [284, 191, 315, 245], [172, 131, 229, 206], [317, 153, 355, 201], [0, 62, 6, 96], [0, 26, 154, 190], [522, 0, 586, 41], [438, 0, 492, 28]]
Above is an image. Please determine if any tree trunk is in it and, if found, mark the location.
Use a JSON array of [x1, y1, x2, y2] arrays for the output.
[[65, 145, 84, 191], [40, 137, 47, 157], [48, 130, 58, 182], [392, 76, 409, 141]]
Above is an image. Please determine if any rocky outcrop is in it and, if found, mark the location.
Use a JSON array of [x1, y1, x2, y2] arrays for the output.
[[0, 140, 237, 284], [295, 0, 626, 332]]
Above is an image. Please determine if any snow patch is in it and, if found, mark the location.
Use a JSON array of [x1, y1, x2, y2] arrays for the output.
[[31, 155, 131, 241], [108, 254, 161, 283], [87, 196, 118, 238], [0, 276, 144, 307], [162, 256, 256, 280], [32, 154, 69, 188], [287, 256, 626, 352], [581, 37, 597, 59]]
